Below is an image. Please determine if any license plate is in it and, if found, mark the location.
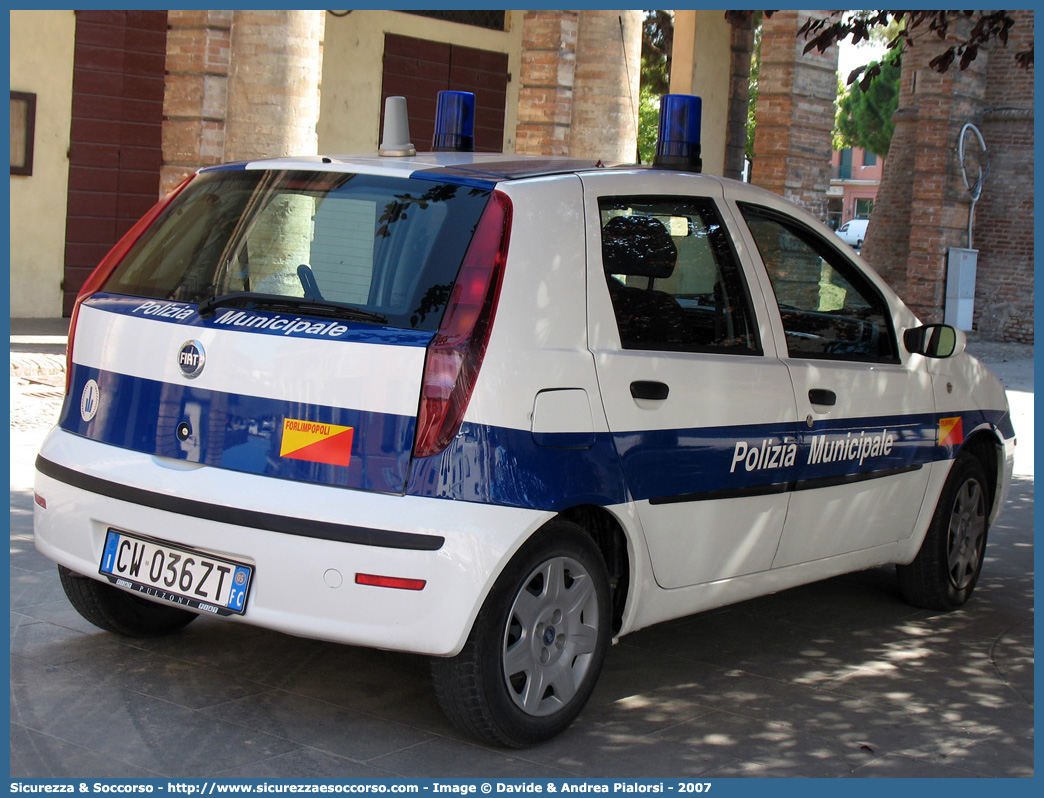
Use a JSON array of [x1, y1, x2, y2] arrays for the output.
[[99, 529, 253, 616]]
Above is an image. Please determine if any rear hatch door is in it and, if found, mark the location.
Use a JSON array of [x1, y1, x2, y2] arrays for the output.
[[61, 168, 493, 495]]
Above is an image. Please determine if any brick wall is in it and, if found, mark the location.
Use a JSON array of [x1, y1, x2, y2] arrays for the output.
[[860, 47, 991, 319], [224, 10, 323, 162], [515, 9, 641, 162], [861, 11, 1033, 342], [161, 11, 323, 185], [974, 107, 1034, 342], [972, 10, 1034, 343], [515, 10, 577, 156], [752, 10, 838, 220], [865, 105, 916, 297], [567, 10, 641, 163], [162, 10, 231, 194]]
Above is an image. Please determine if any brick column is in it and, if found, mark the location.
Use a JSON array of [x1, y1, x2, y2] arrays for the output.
[[224, 9, 323, 162], [862, 104, 916, 294], [860, 18, 990, 325], [515, 10, 577, 156], [972, 10, 1034, 343], [568, 9, 642, 163], [752, 10, 838, 219], [162, 11, 231, 194]]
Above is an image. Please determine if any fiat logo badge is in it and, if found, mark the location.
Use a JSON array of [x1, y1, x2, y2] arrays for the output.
[[177, 340, 206, 379]]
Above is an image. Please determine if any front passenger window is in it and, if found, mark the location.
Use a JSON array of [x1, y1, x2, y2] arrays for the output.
[[739, 204, 898, 363]]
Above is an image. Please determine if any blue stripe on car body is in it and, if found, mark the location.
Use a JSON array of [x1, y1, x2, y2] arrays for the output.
[[62, 366, 417, 495], [61, 363, 1011, 513]]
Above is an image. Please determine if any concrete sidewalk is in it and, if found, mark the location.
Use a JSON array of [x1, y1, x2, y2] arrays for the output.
[[9, 317, 69, 381], [9, 320, 1035, 778]]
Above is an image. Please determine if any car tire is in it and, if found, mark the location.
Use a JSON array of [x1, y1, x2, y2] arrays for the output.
[[431, 519, 611, 747], [58, 565, 198, 637], [856, 238, 863, 249], [896, 453, 990, 610]]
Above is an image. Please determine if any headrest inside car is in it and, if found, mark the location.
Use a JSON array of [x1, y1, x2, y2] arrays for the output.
[[601, 215, 677, 280]]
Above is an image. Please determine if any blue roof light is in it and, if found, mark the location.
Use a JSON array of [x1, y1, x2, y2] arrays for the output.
[[654, 94, 702, 172], [432, 91, 476, 153]]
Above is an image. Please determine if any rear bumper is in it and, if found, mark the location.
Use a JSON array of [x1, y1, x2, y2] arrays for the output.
[[33, 428, 551, 656]]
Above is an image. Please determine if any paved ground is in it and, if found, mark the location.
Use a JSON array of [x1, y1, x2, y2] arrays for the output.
[[8, 320, 1034, 778]]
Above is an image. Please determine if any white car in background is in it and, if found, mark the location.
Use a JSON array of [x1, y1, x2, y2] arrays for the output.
[[835, 217, 870, 248]]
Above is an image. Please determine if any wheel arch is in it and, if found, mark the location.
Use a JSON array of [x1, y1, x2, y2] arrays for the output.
[[558, 504, 631, 636], [958, 428, 1004, 518]]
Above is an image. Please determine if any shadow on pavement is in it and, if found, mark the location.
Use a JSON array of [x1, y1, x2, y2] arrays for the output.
[[9, 475, 1034, 778]]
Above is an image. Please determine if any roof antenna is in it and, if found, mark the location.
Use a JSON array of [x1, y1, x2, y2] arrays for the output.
[[619, 15, 639, 162], [378, 96, 416, 157]]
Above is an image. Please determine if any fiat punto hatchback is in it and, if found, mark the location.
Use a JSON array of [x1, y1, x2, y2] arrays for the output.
[[34, 94, 1015, 747]]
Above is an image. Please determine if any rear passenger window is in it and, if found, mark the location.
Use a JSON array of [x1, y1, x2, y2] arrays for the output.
[[739, 204, 898, 363], [598, 197, 760, 355]]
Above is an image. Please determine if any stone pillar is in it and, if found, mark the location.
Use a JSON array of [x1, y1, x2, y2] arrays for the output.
[[670, 10, 735, 176], [752, 10, 838, 220], [568, 9, 642, 163], [515, 10, 578, 156], [162, 11, 232, 194], [860, 17, 991, 325], [224, 9, 324, 162]]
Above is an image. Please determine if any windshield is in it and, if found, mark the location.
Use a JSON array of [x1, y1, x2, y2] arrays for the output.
[[102, 169, 492, 331]]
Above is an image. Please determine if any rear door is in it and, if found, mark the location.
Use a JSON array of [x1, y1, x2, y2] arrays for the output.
[[580, 172, 796, 588]]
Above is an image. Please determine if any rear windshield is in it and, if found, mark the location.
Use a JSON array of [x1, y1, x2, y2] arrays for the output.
[[103, 169, 492, 331]]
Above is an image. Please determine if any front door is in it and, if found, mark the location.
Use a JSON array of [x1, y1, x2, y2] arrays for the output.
[[735, 203, 935, 567]]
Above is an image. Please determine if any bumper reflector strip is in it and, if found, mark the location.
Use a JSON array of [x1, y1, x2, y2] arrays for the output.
[[355, 573, 426, 591]]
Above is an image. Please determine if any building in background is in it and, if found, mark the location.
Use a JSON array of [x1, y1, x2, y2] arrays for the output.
[[827, 146, 885, 230]]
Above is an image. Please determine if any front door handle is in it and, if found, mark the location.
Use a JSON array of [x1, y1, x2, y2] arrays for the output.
[[808, 388, 837, 406], [631, 381, 670, 401]]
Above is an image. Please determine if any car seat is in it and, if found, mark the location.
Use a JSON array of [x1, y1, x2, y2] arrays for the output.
[[601, 215, 688, 349]]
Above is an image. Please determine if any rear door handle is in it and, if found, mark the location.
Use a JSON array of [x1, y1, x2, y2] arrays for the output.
[[630, 381, 670, 401], [808, 389, 837, 406]]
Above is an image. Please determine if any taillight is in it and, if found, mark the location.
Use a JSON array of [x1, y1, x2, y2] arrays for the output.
[[413, 190, 512, 457], [65, 175, 195, 393]]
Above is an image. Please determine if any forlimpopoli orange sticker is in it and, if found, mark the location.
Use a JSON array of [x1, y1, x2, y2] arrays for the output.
[[938, 416, 964, 447], [279, 418, 354, 467]]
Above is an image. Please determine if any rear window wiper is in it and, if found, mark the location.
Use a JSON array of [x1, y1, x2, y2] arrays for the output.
[[197, 292, 388, 324]]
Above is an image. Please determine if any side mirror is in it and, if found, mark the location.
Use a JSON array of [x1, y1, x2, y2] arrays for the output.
[[904, 324, 964, 358]]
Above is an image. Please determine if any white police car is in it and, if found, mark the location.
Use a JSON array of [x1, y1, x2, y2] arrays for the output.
[[34, 93, 1015, 747]]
